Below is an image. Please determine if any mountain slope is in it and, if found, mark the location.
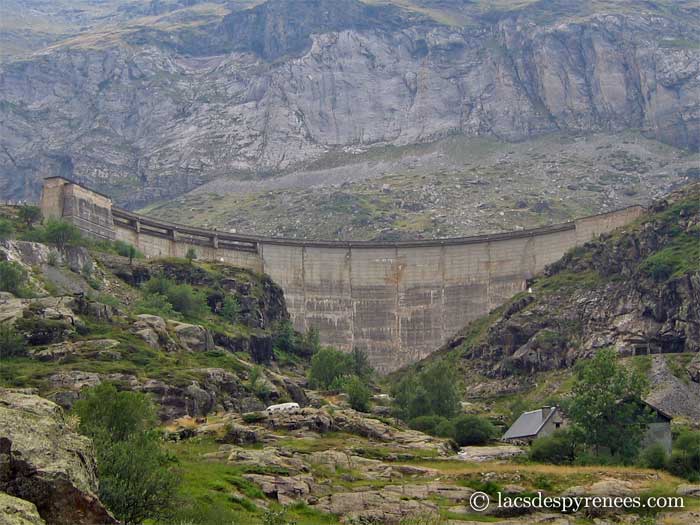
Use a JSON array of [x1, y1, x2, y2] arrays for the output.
[[1, 0, 698, 208]]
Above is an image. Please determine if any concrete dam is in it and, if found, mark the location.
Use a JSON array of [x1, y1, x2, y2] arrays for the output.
[[40, 176, 644, 373]]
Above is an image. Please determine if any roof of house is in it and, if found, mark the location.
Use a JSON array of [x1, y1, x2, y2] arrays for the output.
[[502, 407, 558, 440]]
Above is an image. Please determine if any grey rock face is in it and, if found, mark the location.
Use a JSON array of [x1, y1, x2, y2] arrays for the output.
[[0, 389, 116, 525], [0, 1, 698, 205]]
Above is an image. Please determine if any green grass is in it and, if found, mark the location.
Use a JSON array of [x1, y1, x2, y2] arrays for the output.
[[162, 437, 341, 525], [640, 233, 700, 281]]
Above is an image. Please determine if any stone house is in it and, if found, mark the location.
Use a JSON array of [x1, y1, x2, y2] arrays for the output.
[[502, 406, 565, 444], [502, 402, 673, 453]]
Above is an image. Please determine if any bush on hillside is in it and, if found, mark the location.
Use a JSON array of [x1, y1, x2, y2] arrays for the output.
[[0, 261, 29, 297], [0, 219, 15, 240], [344, 375, 371, 412], [142, 276, 207, 318], [409, 415, 450, 435], [0, 324, 26, 359], [17, 205, 42, 229], [392, 360, 461, 420], [308, 347, 353, 390], [638, 443, 669, 470], [667, 430, 700, 481], [529, 429, 577, 464], [41, 219, 83, 249], [73, 383, 179, 525], [453, 415, 495, 446]]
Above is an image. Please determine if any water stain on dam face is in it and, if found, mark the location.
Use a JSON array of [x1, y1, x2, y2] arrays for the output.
[[40, 176, 645, 374]]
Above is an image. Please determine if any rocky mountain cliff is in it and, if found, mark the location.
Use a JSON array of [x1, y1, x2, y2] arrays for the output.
[[1, 0, 698, 207]]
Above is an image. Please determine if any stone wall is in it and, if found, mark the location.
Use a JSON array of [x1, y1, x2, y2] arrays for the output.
[[40, 178, 645, 373]]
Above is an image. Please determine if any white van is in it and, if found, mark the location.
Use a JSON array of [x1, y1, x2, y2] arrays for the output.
[[265, 402, 300, 414]]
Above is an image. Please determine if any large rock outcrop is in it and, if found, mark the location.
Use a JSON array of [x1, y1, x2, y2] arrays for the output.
[[0, 1, 697, 205], [0, 389, 116, 525]]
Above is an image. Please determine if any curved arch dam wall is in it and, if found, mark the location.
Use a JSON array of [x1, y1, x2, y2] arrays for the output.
[[41, 177, 644, 373]]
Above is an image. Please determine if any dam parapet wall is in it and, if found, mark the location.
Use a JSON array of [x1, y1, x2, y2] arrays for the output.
[[40, 177, 644, 373]]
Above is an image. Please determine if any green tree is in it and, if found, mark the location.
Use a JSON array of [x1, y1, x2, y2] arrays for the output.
[[393, 360, 461, 420], [453, 415, 495, 446], [73, 383, 178, 524], [0, 219, 15, 240], [42, 219, 82, 250], [668, 430, 700, 481], [568, 348, 652, 462], [344, 375, 371, 412], [274, 320, 299, 354], [17, 205, 42, 229], [0, 261, 27, 296], [351, 347, 373, 381], [308, 347, 353, 390], [185, 248, 197, 264], [0, 324, 26, 359]]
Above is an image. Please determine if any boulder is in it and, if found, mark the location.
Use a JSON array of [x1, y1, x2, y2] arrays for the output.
[[208, 446, 308, 477], [457, 445, 526, 463], [30, 339, 120, 362], [169, 322, 214, 352], [314, 489, 437, 523], [0, 492, 45, 525], [48, 371, 101, 391], [132, 314, 178, 351], [677, 484, 700, 497], [0, 389, 116, 525], [242, 473, 313, 505], [221, 423, 260, 445]]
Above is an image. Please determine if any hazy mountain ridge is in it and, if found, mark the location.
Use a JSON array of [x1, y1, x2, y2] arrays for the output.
[[1, 0, 698, 209]]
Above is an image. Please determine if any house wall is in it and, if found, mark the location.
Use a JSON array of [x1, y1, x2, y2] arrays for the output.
[[40, 178, 645, 373], [643, 421, 673, 454]]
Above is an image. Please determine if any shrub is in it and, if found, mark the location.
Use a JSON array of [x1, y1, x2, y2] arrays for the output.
[[247, 365, 272, 402], [42, 219, 83, 249], [221, 295, 241, 323], [273, 320, 299, 354], [529, 429, 577, 464], [409, 415, 450, 435], [638, 443, 669, 470], [185, 248, 197, 264], [392, 360, 461, 420], [0, 324, 26, 359], [167, 283, 206, 318], [133, 293, 180, 320], [453, 415, 495, 446], [351, 347, 373, 381], [308, 347, 353, 390], [113, 240, 142, 262], [667, 430, 700, 481], [142, 276, 206, 318], [73, 383, 179, 524], [344, 375, 371, 412], [435, 418, 456, 439], [17, 205, 42, 229], [0, 261, 28, 296], [0, 219, 15, 240]]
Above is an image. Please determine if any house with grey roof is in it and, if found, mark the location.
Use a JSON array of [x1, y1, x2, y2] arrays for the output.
[[503, 402, 673, 452], [502, 406, 564, 443]]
